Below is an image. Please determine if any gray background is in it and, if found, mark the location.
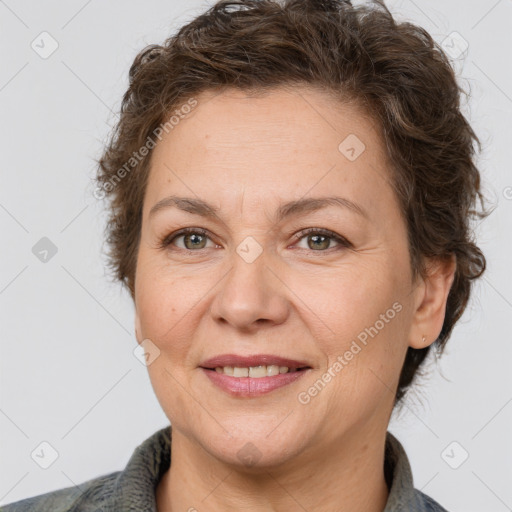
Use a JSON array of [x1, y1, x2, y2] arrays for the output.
[[1, 0, 511, 510]]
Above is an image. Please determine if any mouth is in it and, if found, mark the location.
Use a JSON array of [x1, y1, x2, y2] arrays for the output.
[[201, 365, 311, 377], [199, 354, 312, 397], [199, 354, 312, 376]]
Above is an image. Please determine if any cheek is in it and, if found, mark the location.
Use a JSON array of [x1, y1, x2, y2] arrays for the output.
[[294, 261, 402, 345], [135, 267, 205, 426], [135, 257, 207, 340], [134, 258, 226, 386], [294, 263, 408, 400]]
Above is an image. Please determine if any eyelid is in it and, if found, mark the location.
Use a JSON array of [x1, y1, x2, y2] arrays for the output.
[[291, 227, 351, 248]]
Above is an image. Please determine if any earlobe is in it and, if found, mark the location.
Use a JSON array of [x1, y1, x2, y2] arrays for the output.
[[409, 254, 456, 349]]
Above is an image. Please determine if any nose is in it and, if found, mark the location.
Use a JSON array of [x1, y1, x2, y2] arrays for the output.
[[209, 247, 290, 331]]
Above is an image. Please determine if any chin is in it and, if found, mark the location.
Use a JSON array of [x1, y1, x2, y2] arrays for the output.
[[194, 418, 312, 470]]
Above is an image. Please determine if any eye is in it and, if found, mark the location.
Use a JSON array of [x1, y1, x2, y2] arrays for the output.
[[157, 227, 352, 253], [292, 228, 351, 252], [158, 228, 217, 251]]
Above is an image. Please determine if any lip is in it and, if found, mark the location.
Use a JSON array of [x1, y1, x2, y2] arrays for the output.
[[201, 367, 311, 397], [199, 354, 312, 370]]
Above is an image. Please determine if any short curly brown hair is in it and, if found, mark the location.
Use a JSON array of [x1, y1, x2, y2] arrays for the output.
[[95, 0, 490, 405]]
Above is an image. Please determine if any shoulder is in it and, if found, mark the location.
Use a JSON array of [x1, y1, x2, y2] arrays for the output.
[[2, 426, 172, 512], [414, 488, 450, 512], [384, 431, 450, 512], [1, 471, 120, 512]]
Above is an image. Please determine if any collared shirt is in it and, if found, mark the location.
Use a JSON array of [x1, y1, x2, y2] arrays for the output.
[[2, 426, 448, 511]]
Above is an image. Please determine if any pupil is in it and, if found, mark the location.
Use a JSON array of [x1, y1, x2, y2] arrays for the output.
[[309, 234, 329, 250], [187, 233, 205, 249]]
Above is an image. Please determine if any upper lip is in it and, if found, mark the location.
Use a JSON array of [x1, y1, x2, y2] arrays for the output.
[[200, 354, 312, 369]]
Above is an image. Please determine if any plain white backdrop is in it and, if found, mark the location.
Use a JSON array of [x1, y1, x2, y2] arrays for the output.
[[1, 0, 511, 510]]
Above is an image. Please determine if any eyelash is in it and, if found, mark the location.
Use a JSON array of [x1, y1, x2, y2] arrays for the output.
[[157, 227, 352, 253]]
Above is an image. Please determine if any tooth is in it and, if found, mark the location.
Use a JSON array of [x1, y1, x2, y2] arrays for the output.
[[233, 367, 249, 377], [213, 365, 294, 377], [267, 365, 280, 376], [249, 365, 267, 378]]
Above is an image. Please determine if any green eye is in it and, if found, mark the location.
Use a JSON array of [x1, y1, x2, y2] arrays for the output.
[[158, 227, 352, 253], [159, 228, 212, 250], [294, 228, 351, 251]]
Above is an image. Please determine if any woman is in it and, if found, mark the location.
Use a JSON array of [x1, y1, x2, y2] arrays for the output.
[[3, 0, 489, 510]]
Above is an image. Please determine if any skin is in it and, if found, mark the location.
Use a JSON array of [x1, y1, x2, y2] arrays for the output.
[[133, 86, 456, 512]]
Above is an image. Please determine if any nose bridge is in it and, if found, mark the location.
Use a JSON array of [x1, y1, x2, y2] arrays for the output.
[[211, 236, 289, 328]]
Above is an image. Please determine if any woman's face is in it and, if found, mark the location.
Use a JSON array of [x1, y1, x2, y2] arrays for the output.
[[134, 86, 431, 468]]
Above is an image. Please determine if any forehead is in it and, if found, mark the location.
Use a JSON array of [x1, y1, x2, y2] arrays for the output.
[[152, 86, 380, 156], [144, 86, 395, 222]]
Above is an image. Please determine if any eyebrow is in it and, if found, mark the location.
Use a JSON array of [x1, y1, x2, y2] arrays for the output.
[[148, 195, 369, 222]]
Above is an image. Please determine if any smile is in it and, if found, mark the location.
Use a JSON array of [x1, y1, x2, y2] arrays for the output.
[[212, 365, 306, 377], [200, 366, 311, 397]]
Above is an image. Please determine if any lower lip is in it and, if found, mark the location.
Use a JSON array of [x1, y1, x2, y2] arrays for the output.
[[201, 368, 310, 397]]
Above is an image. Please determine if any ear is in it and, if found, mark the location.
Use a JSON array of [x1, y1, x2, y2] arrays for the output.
[[409, 254, 456, 349]]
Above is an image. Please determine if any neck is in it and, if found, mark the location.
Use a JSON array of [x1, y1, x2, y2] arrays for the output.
[[156, 424, 390, 512]]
